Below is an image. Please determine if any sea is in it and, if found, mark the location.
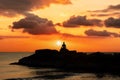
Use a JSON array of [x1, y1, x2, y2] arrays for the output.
[[0, 52, 120, 80]]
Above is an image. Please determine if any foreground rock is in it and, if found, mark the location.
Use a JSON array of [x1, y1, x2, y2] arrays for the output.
[[11, 42, 120, 74]]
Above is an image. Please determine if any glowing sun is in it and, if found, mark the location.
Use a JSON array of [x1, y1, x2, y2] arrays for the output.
[[56, 40, 62, 46]]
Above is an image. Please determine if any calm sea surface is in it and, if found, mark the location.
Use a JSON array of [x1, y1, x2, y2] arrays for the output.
[[0, 52, 120, 80]]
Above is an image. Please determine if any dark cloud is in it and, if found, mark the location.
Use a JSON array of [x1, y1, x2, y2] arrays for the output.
[[108, 4, 120, 10], [89, 19, 103, 27], [89, 4, 120, 12], [62, 16, 102, 27], [85, 29, 120, 37], [88, 4, 120, 18], [104, 17, 120, 28], [11, 14, 58, 35], [113, 12, 120, 16], [91, 12, 120, 17], [0, 0, 71, 17], [91, 14, 109, 17]]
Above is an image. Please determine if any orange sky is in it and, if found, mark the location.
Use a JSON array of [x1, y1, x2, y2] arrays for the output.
[[0, 0, 120, 52]]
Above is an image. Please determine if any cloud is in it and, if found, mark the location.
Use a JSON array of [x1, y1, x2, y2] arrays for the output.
[[91, 14, 109, 17], [59, 33, 110, 39], [11, 14, 58, 35], [60, 33, 85, 38], [104, 17, 120, 28], [62, 16, 102, 27], [91, 12, 120, 17], [89, 4, 120, 12], [85, 29, 120, 37], [0, 35, 29, 39], [108, 4, 120, 10], [0, 0, 71, 17], [89, 4, 120, 17]]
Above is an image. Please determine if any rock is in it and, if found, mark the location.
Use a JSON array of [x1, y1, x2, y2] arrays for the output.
[[11, 42, 120, 74]]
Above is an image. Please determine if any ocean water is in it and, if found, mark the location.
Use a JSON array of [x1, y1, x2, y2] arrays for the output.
[[0, 52, 120, 80]]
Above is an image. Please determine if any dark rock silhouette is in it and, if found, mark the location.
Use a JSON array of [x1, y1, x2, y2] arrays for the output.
[[60, 42, 69, 53], [11, 42, 120, 74]]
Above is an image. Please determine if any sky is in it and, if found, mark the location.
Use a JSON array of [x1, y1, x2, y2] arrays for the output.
[[0, 0, 120, 52]]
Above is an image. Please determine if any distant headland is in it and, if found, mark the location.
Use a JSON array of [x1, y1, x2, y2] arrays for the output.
[[11, 42, 120, 74]]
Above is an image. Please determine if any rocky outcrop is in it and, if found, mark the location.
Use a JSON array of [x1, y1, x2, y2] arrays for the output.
[[11, 49, 120, 74]]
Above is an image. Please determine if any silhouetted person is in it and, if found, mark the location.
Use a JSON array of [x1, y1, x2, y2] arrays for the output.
[[60, 42, 68, 53]]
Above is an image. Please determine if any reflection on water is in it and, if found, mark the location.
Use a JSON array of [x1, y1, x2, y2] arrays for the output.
[[5, 67, 120, 80]]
